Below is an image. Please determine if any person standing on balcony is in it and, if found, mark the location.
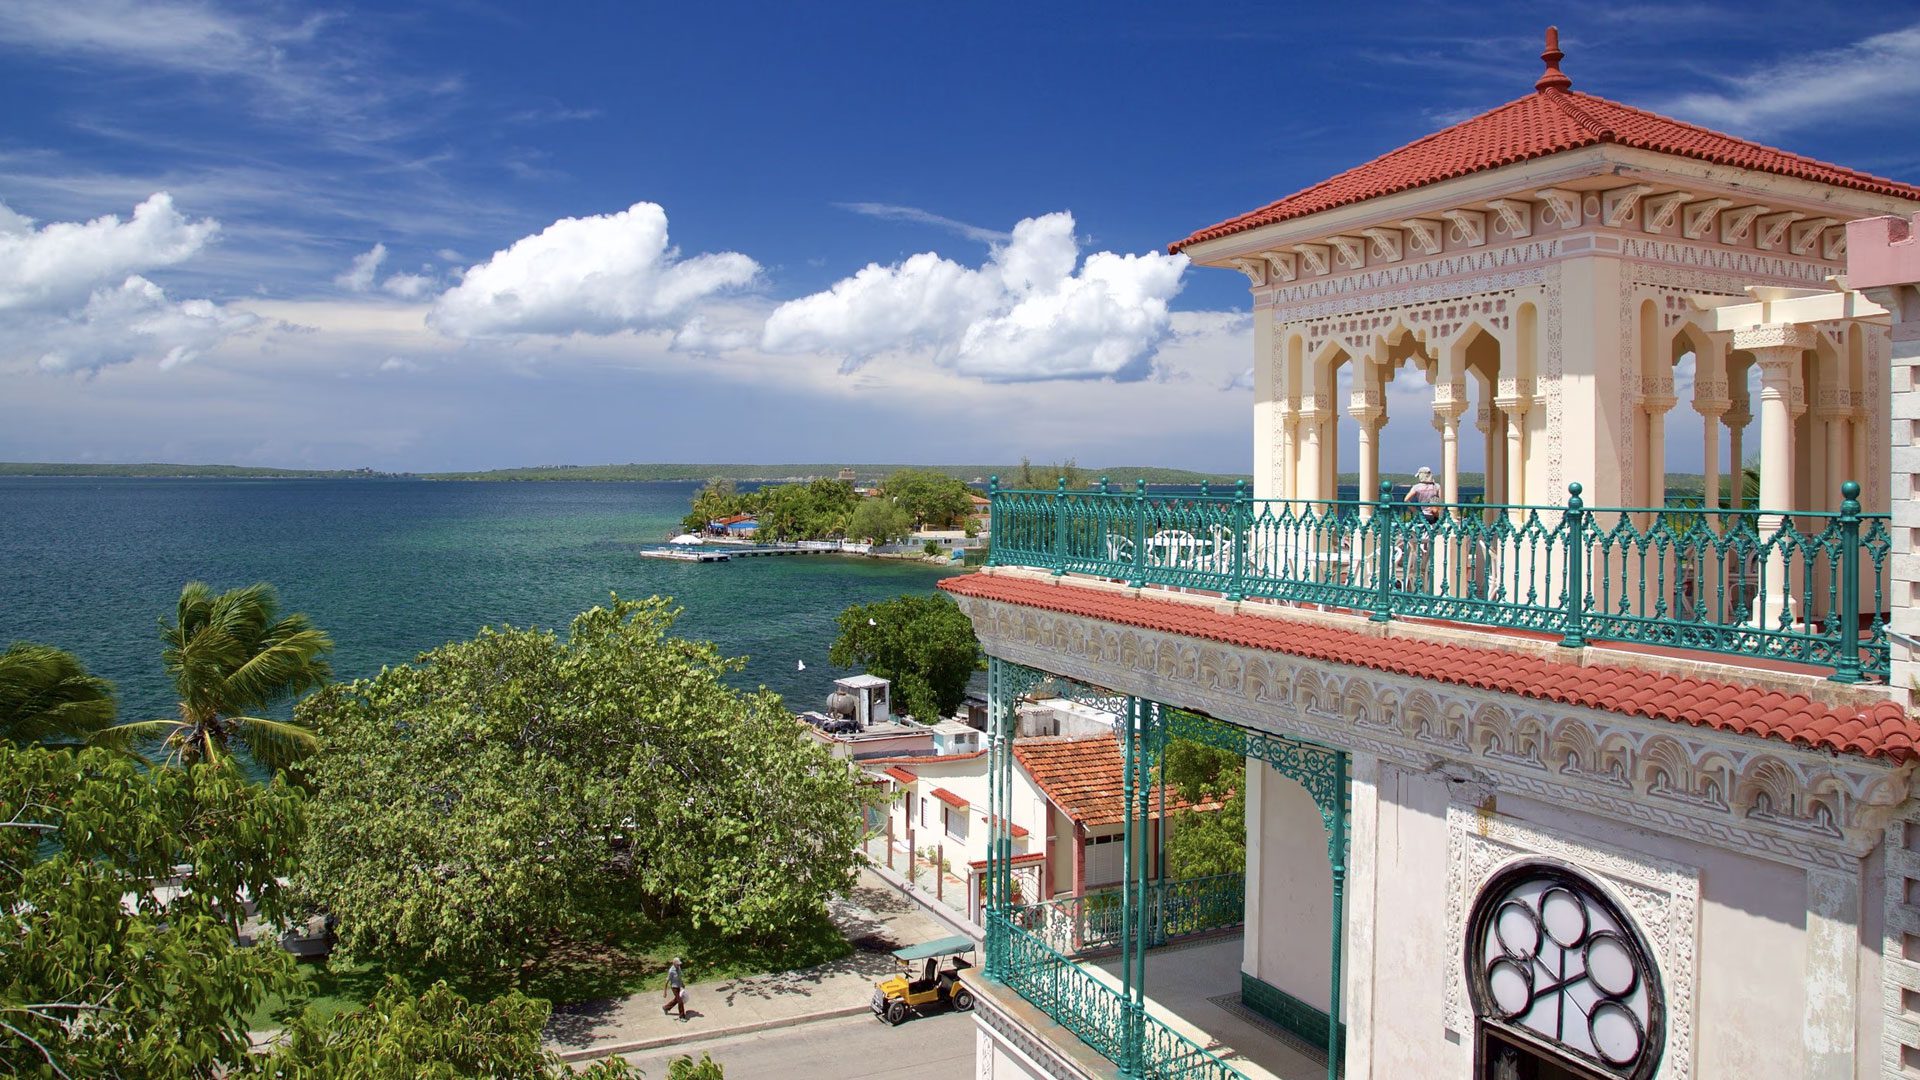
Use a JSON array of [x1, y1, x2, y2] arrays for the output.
[[1406, 466, 1442, 522], [1401, 466, 1443, 591]]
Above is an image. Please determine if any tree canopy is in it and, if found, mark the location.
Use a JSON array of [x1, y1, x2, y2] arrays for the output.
[[845, 498, 914, 544], [828, 594, 982, 723], [1158, 737, 1244, 879], [292, 596, 877, 976], [0, 745, 304, 1079], [877, 468, 974, 530], [251, 979, 640, 1080], [0, 642, 115, 748]]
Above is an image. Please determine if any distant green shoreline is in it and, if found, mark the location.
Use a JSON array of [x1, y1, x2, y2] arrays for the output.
[[0, 461, 1253, 485]]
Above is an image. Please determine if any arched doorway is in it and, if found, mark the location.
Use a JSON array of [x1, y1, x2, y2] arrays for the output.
[[1467, 861, 1665, 1080]]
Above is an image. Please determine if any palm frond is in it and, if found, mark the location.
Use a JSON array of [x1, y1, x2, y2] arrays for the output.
[[90, 717, 183, 763], [229, 714, 321, 773], [0, 642, 116, 746]]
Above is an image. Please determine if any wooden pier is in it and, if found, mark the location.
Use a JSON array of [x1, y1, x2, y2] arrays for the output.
[[640, 541, 869, 562]]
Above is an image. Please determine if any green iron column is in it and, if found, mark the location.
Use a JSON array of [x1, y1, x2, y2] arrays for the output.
[[1326, 750, 1348, 1080], [1118, 696, 1140, 1078], [983, 657, 1027, 980]]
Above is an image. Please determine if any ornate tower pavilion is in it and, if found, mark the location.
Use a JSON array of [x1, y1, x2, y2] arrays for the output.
[[951, 30, 1920, 1080]]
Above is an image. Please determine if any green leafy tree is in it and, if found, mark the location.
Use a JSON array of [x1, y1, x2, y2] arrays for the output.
[[682, 477, 749, 533], [1158, 737, 1245, 879], [249, 978, 641, 1079], [846, 498, 913, 543], [829, 594, 982, 723], [0, 745, 304, 1079], [292, 596, 877, 976], [667, 1053, 726, 1080], [0, 643, 115, 748], [100, 582, 333, 771], [878, 469, 974, 530]]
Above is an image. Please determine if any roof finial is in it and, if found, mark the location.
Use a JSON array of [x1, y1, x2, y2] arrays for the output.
[[1536, 25, 1572, 92]]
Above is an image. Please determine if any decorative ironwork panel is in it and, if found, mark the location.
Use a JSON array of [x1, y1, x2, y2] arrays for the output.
[[986, 483, 1889, 681]]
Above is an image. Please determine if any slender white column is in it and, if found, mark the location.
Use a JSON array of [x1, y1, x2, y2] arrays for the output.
[[1340, 754, 1381, 1080], [1727, 406, 1749, 510], [1497, 395, 1530, 510], [1297, 405, 1323, 503], [1734, 325, 1818, 625], [1280, 411, 1299, 501], [1803, 866, 1861, 1080], [1644, 397, 1674, 505], [1435, 389, 1466, 504], [1698, 403, 1727, 511], [1350, 399, 1383, 519]]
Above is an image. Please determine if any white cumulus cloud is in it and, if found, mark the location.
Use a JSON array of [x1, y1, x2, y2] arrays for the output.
[[335, 243, 387, 292], [0, 194, 255, 373], [34, 275, 257, 373], [380, 272, 433, 299], [761, 212, 1188, 382], [429, 202, 759, 339], [0, 192, 216, 311]]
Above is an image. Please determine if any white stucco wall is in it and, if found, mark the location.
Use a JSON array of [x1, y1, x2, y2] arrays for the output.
[[1245, 758, 1345, 1015], [1336, 759, 1887, 1079]]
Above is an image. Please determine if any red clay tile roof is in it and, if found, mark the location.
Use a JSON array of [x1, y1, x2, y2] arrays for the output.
[[1014, 735, 1221, 827], [982, 813, 1030, 838], [883, 766, 916, 784], [940, 574, 1920, 763], [1171, 85, 1920, 253], [930, 786, 969, 809], [868, 750, 987, 766], [971, 851, 1046, 870]]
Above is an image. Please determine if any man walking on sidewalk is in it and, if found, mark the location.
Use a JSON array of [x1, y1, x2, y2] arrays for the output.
[[662, 957, 688, 1019]]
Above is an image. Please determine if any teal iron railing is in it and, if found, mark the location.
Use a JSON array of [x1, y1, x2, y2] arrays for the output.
[[1016, 872, 1245, 957], [988, 478, 1890, 683], [994, 910, 1249, 1080]]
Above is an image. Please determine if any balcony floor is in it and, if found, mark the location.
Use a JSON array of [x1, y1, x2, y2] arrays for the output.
[[1084, 933, 1325, 1080]]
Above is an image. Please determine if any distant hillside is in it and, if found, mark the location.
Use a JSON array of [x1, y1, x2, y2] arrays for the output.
[[421, 463, 1252, 485], [0, 462, 394, 479]]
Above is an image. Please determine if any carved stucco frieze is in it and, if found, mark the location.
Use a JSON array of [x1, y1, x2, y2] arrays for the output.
[[957, 594, 1911, 873], [1443, 804, 1700, 1079]]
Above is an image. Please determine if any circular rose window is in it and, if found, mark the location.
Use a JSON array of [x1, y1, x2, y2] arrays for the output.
[[1467, 862, 1663, 1079]]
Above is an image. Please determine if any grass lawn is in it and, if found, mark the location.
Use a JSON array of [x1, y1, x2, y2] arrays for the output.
[[249, 907, 852, 1030]]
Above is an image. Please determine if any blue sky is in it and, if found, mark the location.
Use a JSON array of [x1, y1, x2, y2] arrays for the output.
[[3, 1, 1918, 473]]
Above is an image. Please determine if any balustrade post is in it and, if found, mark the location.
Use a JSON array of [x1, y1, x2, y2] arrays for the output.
[[1053, 476, 1068, 576], [986, 476, 999, 566], [1560, 482, 1589, 649], [1831, 480, 1864, 683], [1228, 480, 1248, 603], [1371, 480, 1393, 622], [1128, 479, 1148, 589]]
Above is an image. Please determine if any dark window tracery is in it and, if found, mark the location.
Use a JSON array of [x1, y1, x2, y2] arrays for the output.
[[1467, 861, 1664, 1080]]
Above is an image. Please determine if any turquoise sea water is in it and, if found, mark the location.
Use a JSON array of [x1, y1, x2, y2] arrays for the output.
[[0, 478, 959, 724]]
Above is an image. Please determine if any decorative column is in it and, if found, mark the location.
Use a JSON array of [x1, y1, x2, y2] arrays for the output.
[[1279, 407, 1299, 501], [1697, 402, 1727, 511], [1642, 385, 1677, 506], [1297, 402, 1323, 504], [1434, 386, 1467, 505], [1496, 384, 1532, 511], [1733, 324, 1818, 627], [1350, 393, 1383, 519], [1726, 402, 1750, 510], [1476, 406, 1499, 504]]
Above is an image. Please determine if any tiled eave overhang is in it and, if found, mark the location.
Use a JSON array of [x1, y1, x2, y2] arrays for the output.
[[940, 570, 1916, 868]]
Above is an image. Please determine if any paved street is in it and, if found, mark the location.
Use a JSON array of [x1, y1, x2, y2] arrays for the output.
[[603, 1010, 974, 1080]]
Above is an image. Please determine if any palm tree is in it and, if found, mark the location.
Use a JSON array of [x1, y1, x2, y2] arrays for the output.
[[0, 642, 116, 747], [100, 582, 333, 770]]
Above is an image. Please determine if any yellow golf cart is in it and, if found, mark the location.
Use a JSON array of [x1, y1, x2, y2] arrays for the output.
[[870, 934, 977, 1024]]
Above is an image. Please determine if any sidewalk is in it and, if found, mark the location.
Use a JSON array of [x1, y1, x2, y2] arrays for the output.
[[543, 867, 955, 1062], [859, 834, 972, 924]]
